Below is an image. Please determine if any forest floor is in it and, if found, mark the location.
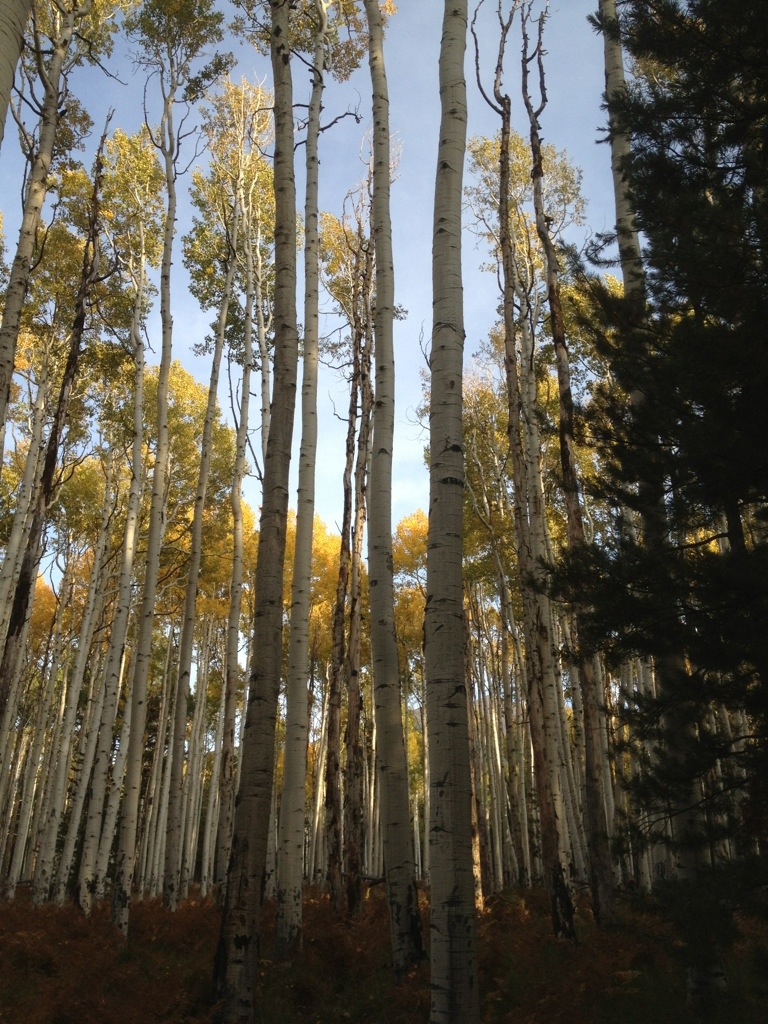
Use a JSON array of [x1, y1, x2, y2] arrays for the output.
[[1, 884, 767, 1024]]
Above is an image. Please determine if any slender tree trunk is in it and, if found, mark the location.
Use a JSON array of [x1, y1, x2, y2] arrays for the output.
[[426, 3, 479, 1021], [522, 7, 615, 923], [112, 83, 178, 934], [275, 0, 327, 958], [324, 296, 360, 912], [364, 0, 424, 970], [33, 467, 114, 902], [77, 309, 145, 913], [476, 4, 575, 939], [0, 3, 79, 449], [0, 133, 106, 717], [0, 383, 46, 644], [344, 297, 372, 917], [216, 260, 256, 897], [214, 4, 299, 1018], [163, 213, 239, 911]]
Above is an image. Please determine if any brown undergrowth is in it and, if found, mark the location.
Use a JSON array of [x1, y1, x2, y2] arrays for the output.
[[1, 885, 765, 1024]]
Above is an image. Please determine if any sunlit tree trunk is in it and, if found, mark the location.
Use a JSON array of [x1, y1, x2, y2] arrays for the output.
[[216, 265, 255, 897], [112, 74, 179, 939], [33, 465, 114, 902], [76, 297, 146, 914], [180, 624, 213, 898], [0, 1, 77, 445], [425, 3, 479, 1021], [201, 674, 226, 897], [0, 136, 106, 718], [4, 570, 69, 894], [0, 383, 46, 646], [0, 0, 32, 152], [163, 211, 239, 911], [214, 3, 299, 1018]]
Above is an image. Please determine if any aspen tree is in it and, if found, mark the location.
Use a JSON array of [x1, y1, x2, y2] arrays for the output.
[[470, 0, 575, 940], [0, 127, 107, 723], [426, 2, 480, 1021], [520, 1, 615, 924], [276, 0, 328, 957], [364, 0, 424, 970], [112, 0, 227, 936], [320, 202, 374, 914], [73, 128, 162, 911], [595, 0, 645, 310], [32, 462, 114, 902], [0, 0, 32, 152], [0, 0, 120, 459], [214, 84, 275, 897], [163, 125, 243, 914], [214, 2, 299, 1018], [343, 237, 373, 915]]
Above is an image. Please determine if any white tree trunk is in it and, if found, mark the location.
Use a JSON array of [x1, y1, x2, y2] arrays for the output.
[[112, 97, 177, 936], [276, 0, 326, 958], [426, 3, 479, 1021], [0, 0, 32, 153], [0, 3, 79, 454], [33, 470, 113, 902], [214, 4, 299, 1018], [163, 215, 238, 911], [77, 272, 146, 915]]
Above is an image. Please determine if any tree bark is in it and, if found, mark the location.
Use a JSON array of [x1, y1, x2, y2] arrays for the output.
[[0, 0, 32, 153], [425, 3, 479, 1022], [275, 0, 327, 957], [364, 0, 424, 970], [213, 3, 299, 1018], [0, 131, 106, 719]]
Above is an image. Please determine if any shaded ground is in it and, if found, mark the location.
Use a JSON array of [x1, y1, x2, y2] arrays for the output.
[[1, 886, 766, 1023]]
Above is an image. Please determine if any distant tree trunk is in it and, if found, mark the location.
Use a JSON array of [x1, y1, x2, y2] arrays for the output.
[[0, 136, 106, 719], [216, 231, 256, 898], [521, 9, 615, 925], [323, 209, 372, 910], [201, 672, 226, 897], [425, 3, 479, 1022], [76, 288, 146, 914], [112, 78, 179, 935], [344, 279, 372, 917], [0, 0, 32, 152], [364, 0, 424, 970], [475, 5, 576, 942], [4, 569, 69, 895], [33, 467, 114, 902], [213, 2, 299, 1019], [325, 368, 355, 912], [163, 210, 238, 911]]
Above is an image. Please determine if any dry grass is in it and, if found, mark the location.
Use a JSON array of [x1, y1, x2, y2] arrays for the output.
[[1, 886, 766, 1023]]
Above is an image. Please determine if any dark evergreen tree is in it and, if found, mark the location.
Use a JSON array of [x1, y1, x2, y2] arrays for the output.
[[560, 0, 768, 868]]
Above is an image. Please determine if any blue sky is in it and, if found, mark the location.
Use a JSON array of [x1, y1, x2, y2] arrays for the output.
[[0, 1, 615, 535], [308, 0, 615, 530]]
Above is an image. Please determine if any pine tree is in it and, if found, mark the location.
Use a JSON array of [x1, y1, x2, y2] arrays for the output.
[[568, 0, 768, 875]]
